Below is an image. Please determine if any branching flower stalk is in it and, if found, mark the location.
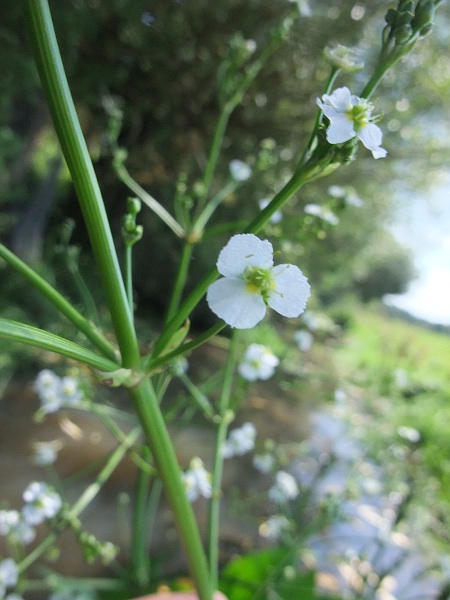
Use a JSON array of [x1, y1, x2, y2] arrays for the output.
[[24, 2, 213, 599]]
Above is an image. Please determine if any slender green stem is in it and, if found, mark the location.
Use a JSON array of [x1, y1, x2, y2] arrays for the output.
[[193, 180, 238, 236], [124, 244, 134, 312], [208, 331, 239, 589], [24, 0, 140, 368], [131, 448, 158, 590], [178, 372, 216, 420], [196, 107, 232, 211], [114, 159, 185, 239], [20, 427, 141, 573], [70, 428, 142, 516], [25, 7, 212, 598], [298, 66, 340, 166], [0, 243, 118, 361], [131, 460, 151, 588], [197, 43, 276, 211], [164, 241, 194, 325], [0, 318, 119, 372], [128, 379, 213, 600]]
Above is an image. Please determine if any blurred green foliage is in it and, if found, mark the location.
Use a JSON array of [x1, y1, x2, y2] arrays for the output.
[[1, 0, 449, 325]]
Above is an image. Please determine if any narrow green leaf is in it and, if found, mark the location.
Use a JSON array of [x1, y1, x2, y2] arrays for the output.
[[0, 318, 119, 372]]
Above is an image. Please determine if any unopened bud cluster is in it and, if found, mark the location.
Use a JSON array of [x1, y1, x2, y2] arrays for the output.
[[384, 0, 435, 44]]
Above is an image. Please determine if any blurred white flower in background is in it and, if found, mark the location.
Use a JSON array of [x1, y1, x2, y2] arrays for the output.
[[182, 458, 212, 502], [229, 159, 252, 181], [238, 344, 279, 381], [0, 558, 19, 597], [223, 422, 257, 458], [268, 471, 299, 504], [259, 514, 292, 540], [258, 198, 283, 224], [304, 203, 339, 225], [294, 330, 314, 352], [35, 370, 83, 414], [22, 482, 62, 525]]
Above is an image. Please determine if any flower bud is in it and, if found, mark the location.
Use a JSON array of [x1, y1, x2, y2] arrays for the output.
[[412, 0, 435, 35], [394, 23, 413, 43], [323, 44, 364, 72], [126, 197, 141, 216]]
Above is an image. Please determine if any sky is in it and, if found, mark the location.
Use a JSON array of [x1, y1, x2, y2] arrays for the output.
[[384, 178, 450, 326]]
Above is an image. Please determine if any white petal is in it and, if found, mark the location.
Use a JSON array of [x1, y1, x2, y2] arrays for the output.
[[357, 122, 386, 158], [268, 265, 310, 318], [216, 234, 273, 278], [324, 86, 353, 111], [326, 115, 355, 144], [207, 277, 267, 329]]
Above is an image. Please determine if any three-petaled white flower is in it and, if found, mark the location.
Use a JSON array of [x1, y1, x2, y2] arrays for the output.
[[238, 344, 279, 381], [206, 234, 310, 329], [317, 87, 387, 159]]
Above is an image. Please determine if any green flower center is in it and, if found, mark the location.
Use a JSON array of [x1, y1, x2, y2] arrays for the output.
[[348, 101, 371, 129], [244, 266, 275, 302]]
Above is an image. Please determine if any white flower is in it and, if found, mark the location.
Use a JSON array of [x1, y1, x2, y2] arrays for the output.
[[181, 458, 212, 503], [268, 471, 299, 504], [229, 160, 252, 181], [258, 198, 282, 224], [207, 234, 310, 329], [223, 423, 256, 458], [6, 594, 24, 600], [317, 87, 387, 159], [397, 426, 420, 443], [304, 203, 339, 225], [0, 510, 35, 545], [294, 330, 314, 352], [22, 482, 62, 525], [0, 558, 19, 596], [334, 388, 347, 404], [33, 441, 61, 466], [35, 370, 83, 413], [238, 344, 279, 381], [259, 514, 292, 540], [253, 453, 275, 474]]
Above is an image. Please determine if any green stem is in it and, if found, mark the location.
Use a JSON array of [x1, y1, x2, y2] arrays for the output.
[[114, 159, 185, 239], [193, 181, 238, 236], [20, 426, 141, 573], [25, 6, 212, 598], [124, 244, 134, 312], [0, 318, 119, 372], [24, 0, 139, 368], [197, 107, 232, 211], [0, 243, 118, 362], [197, 43, 276, 211], [131, 449, 156, 588], [129, 379, 213, 600], [298, 66, 340, 165], [164, 241, 194, 325], [178, 372, 216, 420], [208, 331, 239, 589]]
